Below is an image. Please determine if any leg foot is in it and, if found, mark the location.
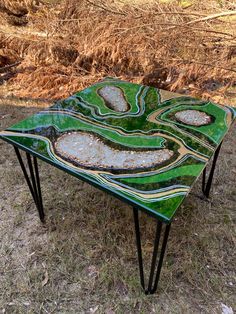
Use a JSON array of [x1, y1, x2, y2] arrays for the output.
[[133, 207, 171, 294]]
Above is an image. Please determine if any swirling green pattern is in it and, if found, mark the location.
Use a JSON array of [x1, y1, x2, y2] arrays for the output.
[[1, 77, 235, 222]]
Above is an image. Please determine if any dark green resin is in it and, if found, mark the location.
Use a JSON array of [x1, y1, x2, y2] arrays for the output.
[[1, 77, 235, 222]]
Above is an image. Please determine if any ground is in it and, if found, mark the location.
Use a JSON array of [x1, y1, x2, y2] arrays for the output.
[[0, 96, 235, 313], [0, 0, 236, 313]]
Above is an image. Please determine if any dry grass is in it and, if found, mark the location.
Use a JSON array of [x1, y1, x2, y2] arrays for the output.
[[0, 97, 235, 313], [0, 0, 236, 104]]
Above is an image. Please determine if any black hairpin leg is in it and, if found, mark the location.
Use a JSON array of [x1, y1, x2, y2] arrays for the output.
[[202, 143, 222, 198], [133, 207, 171, 294], [14, 146, 45, 222]]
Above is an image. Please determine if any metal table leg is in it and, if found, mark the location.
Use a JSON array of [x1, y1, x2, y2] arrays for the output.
[[202, 142, 222, 198], [133, 207, 171, 294], [14, 146, 45, 222]]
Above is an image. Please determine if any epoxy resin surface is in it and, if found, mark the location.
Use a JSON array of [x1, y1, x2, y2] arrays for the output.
[[1, 77, 235, 222]]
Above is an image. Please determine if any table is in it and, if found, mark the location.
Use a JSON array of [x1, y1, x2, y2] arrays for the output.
[[0, 77, 235, 294]]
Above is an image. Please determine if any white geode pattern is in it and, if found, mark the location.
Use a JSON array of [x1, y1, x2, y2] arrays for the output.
[[98, 86, 129, 112], [55, 132, 173, 170], [175, 110, 211, 126]]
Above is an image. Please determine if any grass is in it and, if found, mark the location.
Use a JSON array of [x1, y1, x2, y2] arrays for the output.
[[0, 0, 236, 312], [0, 97, 235, 313]]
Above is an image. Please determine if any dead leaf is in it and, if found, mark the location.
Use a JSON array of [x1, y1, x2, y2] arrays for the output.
[[221, 303, 233, 314], [41, 270, 49, 287], [87, 265, 99, 278], [89, 305, 99, 313]]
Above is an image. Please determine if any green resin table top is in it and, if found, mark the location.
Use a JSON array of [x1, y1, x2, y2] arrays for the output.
[[1, 77, 235, 223]]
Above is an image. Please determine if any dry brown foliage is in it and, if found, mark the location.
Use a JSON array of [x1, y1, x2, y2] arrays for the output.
[[0, 0, 236, 103], [0, 0, 39, 15]]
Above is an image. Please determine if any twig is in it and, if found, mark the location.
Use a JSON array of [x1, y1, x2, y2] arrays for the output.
[[142, 11, 206, 17], [117, 23, 235, 38], [186, 10, 236, 25], [132, 11, 206, 20], [0, 61, 21, 73], [86, 0, 126, 16], [167, 24, 235, 37]]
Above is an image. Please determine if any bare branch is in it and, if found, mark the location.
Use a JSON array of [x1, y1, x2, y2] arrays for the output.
[[186, 10, 236, 25], [117, 23, 235, 38], [0, 61, 21, 73]]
